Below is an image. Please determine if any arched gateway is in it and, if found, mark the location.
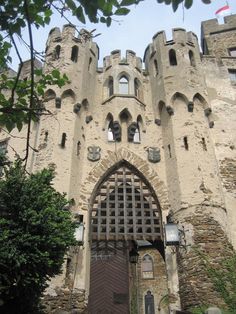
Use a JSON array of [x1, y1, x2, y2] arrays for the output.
[[88, 162, 168, 314]]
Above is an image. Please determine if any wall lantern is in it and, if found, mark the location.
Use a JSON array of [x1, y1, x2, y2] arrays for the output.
[[74, 214, 84, 245], [165, 223, 180, 246], [129, 247, 139, 263]]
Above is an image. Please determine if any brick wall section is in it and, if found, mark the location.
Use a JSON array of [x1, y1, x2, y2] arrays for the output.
[[219, 158, 236, 195], [176, 206, 234, 310]]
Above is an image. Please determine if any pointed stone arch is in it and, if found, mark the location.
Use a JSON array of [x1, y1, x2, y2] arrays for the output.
[[44, 89, 56, 101], [193, 93, 209, 110], [61, 89, 76, 102], [170, 92, 189, 107], [78, 148, 170, 213], [119, 108, 132, 123]]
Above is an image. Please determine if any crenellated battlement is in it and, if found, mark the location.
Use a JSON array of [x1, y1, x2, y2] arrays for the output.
[[202, 15, 236, 36], [103, 49, 142, 71], [151, 28, 198, 48], [201, 14, 236, 56]]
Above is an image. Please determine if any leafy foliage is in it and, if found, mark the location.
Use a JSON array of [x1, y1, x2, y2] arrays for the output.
[[206, 255, 236, 313], [0, 162, 76, 313]]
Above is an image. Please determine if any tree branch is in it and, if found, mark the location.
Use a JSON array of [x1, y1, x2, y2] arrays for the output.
[[22, 0, 35, 167]]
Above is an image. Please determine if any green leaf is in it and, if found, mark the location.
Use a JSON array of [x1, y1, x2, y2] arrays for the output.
[[51, 69, 60, 79], [75, 6, 86, 24], [120, 0, 137, 6], [114, 7, 130, 15], [65, 0, 77, 11], [106, 16, 112, 27], [184, 0, 193, 9]]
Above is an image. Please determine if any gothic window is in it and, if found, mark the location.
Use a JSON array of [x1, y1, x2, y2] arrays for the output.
[[169, 49, 177, 66], [71, 46, 78, 62], [154, 59, 158, 76], [77, 141, 81, 156], [108, 78, 114, 97], [119, 76, 129, 94], [90, 164, 161, 241], [189, 50, 196, 67], [54, 45, 61, 60], [142, 255, 154, 279], [145, 291, 155, 314], [229, 48, 236, 57]]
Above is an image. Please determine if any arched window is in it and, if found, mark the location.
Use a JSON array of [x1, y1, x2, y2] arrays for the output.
[[142, 254, 154, 279], [54, 45, 61, 60], [145, 291, 155, 314], [108, 78, 114, 97], [169, 49, 177, 66], [71, 46, 78, 62], [119, 76, 129, 94], [154, 59, 158, 76], [189, 50, 196, 67]]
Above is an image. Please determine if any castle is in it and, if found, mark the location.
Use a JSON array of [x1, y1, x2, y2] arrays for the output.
[[1, 14, 236, 314]]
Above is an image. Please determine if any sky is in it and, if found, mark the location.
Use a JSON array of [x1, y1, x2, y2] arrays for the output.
[[9, 0, 236, 70]]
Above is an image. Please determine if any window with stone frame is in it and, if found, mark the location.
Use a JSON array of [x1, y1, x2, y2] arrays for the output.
[[71, 45, 78, 62], [54, 45, 61, 60], [119, 76, 129, 94], [145, 291, 155, 314], [169, 49, 177, 66], [229, 48, 236, 57], [108, 78, 114, 97], [142, 254, 154, 279], [228, 69, 236, 83]]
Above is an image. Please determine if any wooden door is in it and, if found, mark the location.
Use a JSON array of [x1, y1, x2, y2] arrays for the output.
[[88, 241, 130, 314]]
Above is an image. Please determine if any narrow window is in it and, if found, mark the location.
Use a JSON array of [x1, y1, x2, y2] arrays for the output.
[[108, 121, 114, 141], [154, 59, 158, 76], [108, 78, 113, 97], [142, 255, 154, 279], [61, 133, 66, 148], [145, 291, 155, 314], [77, 141, 81, 156], [71, 46, 78, 62], [189, 50, 196, 67], [183, 136, 189, 150], [201, 137, 207, 151], [44, 131, 49, 142], [133, 124, 141, 143], [119, 76, 129, 94], [168, 144, 171, 158], [134, 78, 141, 98], [88, 57, 92, 71], [228, 69, 236, 83], [169, 49, 177, 66], [54, 45, 61, 60]]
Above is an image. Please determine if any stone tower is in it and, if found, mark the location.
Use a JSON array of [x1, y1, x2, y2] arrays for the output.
[[1, 15, 236, 314]]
